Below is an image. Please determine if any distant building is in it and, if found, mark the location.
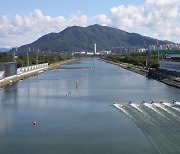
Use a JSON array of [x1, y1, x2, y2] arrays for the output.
[[86, 52, 94, 55], [159, 54, 180, 73], [99, 50, 111, 55]]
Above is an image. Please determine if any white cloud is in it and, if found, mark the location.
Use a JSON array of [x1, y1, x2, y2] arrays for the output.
[[110, 5, 145, 29], [0, 9, 89, 47], [108, 0, 180, 43], [92, 14, 111, 26], [146, 0, 179, 7], [0, 0, 179, 48]]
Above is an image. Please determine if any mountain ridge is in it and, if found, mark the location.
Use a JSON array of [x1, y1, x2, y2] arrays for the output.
[[11, 24, 174, 55]]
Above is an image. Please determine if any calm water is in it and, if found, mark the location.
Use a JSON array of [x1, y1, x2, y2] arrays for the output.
[[0, 58, 180, 154]]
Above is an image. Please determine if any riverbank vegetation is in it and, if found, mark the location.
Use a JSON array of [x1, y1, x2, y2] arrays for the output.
[[104, 53, 164, 68], [0, 53, 70, 68]]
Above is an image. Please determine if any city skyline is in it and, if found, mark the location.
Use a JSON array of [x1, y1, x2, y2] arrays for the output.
[[0, 0, 179, 48]]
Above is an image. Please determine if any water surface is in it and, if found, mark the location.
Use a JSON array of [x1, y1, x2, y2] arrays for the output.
[[0, 58, 179, 154]]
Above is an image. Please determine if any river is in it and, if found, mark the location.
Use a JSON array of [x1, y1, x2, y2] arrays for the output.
[[0, 58, 180, 154]]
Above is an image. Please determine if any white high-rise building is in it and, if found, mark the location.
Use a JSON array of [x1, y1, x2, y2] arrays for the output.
[[94, 43, 96, 54]]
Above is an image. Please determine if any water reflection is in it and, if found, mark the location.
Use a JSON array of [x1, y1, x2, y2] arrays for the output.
[[0, 58, 179, 154], [0, 116, 12, 134], [0, 84, 18, 109]]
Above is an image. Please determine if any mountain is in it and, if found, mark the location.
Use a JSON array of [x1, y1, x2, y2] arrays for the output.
[[0, 48, 10, 52], [12, 24, 173, 55]]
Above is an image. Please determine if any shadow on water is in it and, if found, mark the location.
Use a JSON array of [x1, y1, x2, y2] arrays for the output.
[[115, 104, 180, 154], [0, 84, 18, 109], [0, 58, 180, 154]]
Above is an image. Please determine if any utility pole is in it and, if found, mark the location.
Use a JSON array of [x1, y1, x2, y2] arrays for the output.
[[36, 49, 39, 65], [144, 41, 148, 68], [27, 47, 30, 66], [156, 38, 159, 64], [144, 41, 150, 68], [13, 47, 17, 62]]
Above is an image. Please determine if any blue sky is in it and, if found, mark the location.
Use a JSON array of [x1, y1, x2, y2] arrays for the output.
[[0, 0, 179, 47], [0, 0, 145, 17]]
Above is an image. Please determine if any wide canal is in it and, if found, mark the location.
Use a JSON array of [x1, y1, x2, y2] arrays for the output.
[[0, 58, 180, 154]]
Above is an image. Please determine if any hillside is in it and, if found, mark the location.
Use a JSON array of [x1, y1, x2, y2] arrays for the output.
[[12, 24, 173, 55]]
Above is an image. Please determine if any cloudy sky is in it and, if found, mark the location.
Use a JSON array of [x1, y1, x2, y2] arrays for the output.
[[0, 0, 179, 48]]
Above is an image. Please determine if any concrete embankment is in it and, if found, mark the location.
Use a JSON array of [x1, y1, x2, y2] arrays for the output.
[[101, 58, 180, 89], [0, 58, 76, 87]]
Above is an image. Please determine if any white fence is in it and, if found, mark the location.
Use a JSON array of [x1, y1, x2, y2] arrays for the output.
[[0, 63, 48, 81], [17, 63, 48, 74]]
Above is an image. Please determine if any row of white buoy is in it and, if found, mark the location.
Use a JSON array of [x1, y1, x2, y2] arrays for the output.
[[65, 72, 89, 97]]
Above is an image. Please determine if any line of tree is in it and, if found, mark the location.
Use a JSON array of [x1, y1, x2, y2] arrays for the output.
[[105, 53, 164, 68], [0, 53, 70, 68]]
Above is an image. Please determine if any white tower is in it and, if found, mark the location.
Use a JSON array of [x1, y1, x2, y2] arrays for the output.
[[94, 43, 96, 54]]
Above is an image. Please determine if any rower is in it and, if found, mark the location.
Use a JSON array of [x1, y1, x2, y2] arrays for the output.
[[160, 100, 163, 104], [142, 101, 145, 105], [172, 100, 176, 104]]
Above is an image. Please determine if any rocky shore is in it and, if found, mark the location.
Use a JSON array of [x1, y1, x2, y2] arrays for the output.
[[102, 58, 148, 76], [147, 69, 180, 88], [101, 58, 180, 89]]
